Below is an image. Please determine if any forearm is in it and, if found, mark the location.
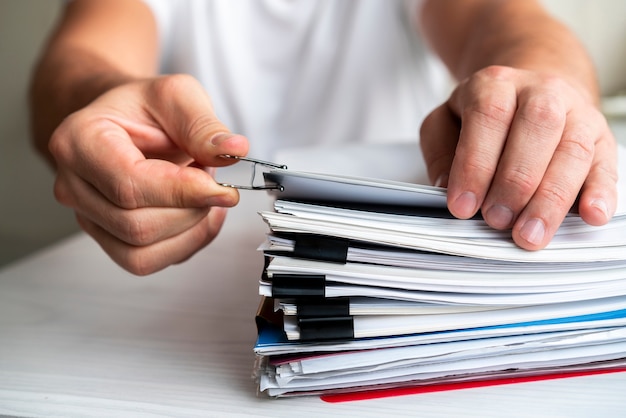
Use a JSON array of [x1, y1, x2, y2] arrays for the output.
[[29, 0, 159, 166], [420, 0, 599, 103], [29, 49, 135, 165]]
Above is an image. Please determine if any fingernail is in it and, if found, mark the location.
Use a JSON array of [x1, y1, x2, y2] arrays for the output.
[[519, 218, 545, 246], [453, 191, 477, 218], [485, 204, 514, 229], [210, 133, 233, 146], [435, 173, 449, 188], [590, 198, 609, 219]]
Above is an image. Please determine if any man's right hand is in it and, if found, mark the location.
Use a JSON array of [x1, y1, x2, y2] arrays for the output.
[[49, 74, 249, 275]]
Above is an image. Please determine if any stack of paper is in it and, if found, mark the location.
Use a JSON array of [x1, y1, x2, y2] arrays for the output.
[[251, 146, 626, 399]]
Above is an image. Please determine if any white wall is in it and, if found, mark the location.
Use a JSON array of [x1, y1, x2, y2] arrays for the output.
[[0, 0, 625, 267]]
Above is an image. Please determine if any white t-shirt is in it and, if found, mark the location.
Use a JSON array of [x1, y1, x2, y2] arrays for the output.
[[142, 0, 449, 158]]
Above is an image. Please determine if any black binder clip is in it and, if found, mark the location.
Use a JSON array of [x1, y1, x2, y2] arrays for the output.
[[218, 154, 287, 191]]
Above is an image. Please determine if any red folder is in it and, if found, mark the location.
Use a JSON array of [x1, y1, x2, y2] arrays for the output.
[[321, 368, 626, 403]]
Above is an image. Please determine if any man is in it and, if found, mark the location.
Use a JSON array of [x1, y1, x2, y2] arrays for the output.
[[29, 0, 617, 275]]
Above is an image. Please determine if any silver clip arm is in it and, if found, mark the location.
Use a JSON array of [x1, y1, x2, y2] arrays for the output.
[[218, 155, 287, 191]]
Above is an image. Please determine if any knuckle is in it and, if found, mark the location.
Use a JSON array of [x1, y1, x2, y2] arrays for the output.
[[52, 176, 73, 207], [458, 157, 495, 181], [477, 65, 516, 81], [519, 95, 565, 131], [116, 212, 157, 247], [499, 166, 537, 196], [419, 112, 437, 139], [464, 97, 516, 131], [467, 100, 511, 120], [150, 73, 199, 98], [560, 132, 595, 164], [536, 181, 573, 210], [48, 118, 76, 162], [536, 73, 567, 91], [119, 249, 158, 276], [112, 177, 141, 209], [49, 111, 101, 161], [594, 157, 619, 185], [48, 131, 65, 161]]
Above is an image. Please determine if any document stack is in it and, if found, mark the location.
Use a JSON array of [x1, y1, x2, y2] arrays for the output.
[[249, 149, 626, 399]]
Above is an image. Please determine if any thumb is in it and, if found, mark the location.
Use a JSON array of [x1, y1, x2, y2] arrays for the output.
[[145, 74, 249, 167], [419, 103, 461, 188]]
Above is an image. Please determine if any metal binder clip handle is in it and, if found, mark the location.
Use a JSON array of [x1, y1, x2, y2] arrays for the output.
[[217, 154, 287, 191]]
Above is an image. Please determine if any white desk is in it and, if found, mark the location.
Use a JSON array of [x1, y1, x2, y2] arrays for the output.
[[2, 130, 626, 417]]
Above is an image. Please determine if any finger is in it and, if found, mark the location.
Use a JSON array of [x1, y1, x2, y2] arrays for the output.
[[143, 74, 249, 167], [56, 169, 212, 246], [107, 158, 240, 209], [77, 206, 228, 276], [511, 107, 603, 249], [100, 109, 194, 165], [419, 103, 461, 188], [577, 127, 618, 226], [481, 84, 566, 230], [446, 70, 517, 219], [56, 115, 240, 209]]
